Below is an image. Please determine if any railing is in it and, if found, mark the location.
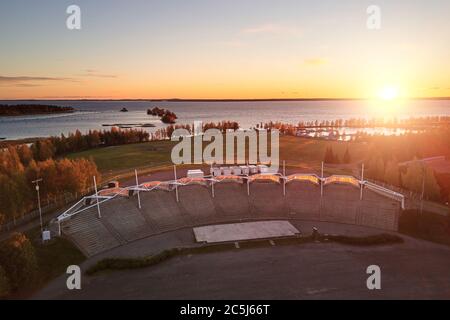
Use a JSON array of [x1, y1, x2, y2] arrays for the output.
[[0, 188, 94, 234], [364, 181, 406, 209]]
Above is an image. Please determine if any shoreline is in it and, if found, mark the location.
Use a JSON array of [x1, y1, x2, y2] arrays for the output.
[[1, 97, 449, 102], [0, 111, 75, 117]]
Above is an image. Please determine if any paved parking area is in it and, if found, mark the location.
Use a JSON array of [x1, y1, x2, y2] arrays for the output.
[[34, 221, 450, 300]]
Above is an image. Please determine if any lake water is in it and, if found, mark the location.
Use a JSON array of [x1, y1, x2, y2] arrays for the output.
[[1, 99, 449, 140]]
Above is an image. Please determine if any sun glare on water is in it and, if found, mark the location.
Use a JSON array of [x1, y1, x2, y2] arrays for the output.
[[367, 86, 407, 117]]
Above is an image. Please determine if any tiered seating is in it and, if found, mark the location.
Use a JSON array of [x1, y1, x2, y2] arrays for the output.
[[139, 190, 188, 232], [178, 185, 217, 225], [59, 174, 403, 256], [62, 208, 121, 256], [249, 183, 286, 218], [286, 182, 321, 220], [100, 197, 152, 242], [212, 183, 250, 221]]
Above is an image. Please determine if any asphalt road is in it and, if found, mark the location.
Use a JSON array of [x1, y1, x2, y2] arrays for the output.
[[34, 221, 450, 300]]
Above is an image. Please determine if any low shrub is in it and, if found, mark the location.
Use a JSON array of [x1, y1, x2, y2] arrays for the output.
[[324, 233, 404, 246]]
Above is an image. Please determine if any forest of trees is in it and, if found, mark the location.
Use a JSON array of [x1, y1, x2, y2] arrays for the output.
[[0, 104, 74, 116], [0, 144, 100, 226], [365, 153, 442, 200], [0, 127, 156, 225], [323, 146, 352, 164], [47, 127, 150, 157], [323, 140, 443, 201]]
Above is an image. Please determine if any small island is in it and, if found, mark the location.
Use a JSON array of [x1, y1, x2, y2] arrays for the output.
[[147, 107, 178, 124], [0, 104, 74, 116]]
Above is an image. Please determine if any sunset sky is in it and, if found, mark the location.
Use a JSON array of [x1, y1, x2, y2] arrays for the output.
[[0, 0, 449, 100]]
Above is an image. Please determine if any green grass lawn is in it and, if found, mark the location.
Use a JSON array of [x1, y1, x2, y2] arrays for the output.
[[67, 136, 370, 177], [67, 140, 176, 175], [29, 228, 86, 287]]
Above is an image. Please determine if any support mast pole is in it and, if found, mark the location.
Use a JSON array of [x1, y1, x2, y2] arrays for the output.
[[93, 176, 101, 218], [360, 163, 365, 201], [135, 169, 141, 209]]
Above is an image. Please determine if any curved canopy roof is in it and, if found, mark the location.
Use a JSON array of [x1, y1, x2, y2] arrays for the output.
[[285, 174, 320, 185]]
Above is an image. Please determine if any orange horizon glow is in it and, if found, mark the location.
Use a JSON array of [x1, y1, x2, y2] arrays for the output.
[[0, 1, 449, 100]]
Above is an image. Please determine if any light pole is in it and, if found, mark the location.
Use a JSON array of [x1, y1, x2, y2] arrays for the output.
[[320, 161, 324, 197], [93, 176, 101, 218], [283, 160, 286, 197], [174, 165, 179, 202], [32, 178, 43, 234]]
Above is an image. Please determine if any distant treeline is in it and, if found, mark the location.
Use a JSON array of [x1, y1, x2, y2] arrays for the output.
[[257, 116, 450, 142], [255, 116, 450, 132], [295, 116, 450, 128], [0, 104, 74, 116], [150, 121, 240, 140], [48, 127, 150, 156]]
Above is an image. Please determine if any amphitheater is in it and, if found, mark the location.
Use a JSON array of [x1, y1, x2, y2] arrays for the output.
[[52, 170, 405, 257]]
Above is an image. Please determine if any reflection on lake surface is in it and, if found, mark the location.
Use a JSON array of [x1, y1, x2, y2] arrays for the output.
[[0, 99, 449, 140]]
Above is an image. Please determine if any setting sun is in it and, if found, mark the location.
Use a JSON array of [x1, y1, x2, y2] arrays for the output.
[[379, 86, 399, 101]]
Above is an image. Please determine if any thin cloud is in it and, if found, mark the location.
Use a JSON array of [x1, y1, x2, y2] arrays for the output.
[[14, 83, 43, 88], [80, 69, 118, 78], [241, 23, 302, 37], [216, 40, 245, 48], [304, 58, 328, 66], [0, 75, 76, 87], [0, 76, 72, 82], [242, 24, 280, 34], [41, 95, 112, 99]]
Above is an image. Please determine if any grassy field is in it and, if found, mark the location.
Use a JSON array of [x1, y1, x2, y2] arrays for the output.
[[67, 136, 370, 178], [67, 140, 176, 176]]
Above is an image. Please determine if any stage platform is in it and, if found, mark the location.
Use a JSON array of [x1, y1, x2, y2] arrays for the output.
[[193, 220, 300, 243]]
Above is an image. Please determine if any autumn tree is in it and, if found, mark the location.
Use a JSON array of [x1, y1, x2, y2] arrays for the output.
[[402, 161, 441, 199], [17, 144, 34, 166], [343, 147, 351, 164], [32, 139, 55, 161], [0, 172, 30, 222], [0, 233, 38, 291], [366, 155, 385, 181], [384, 159, 400, 186], [324, 146, 339, 164]]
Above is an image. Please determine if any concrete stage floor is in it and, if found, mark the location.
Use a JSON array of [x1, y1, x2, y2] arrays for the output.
[[34, 220, 450, 300], [193, 221, 300, 243]]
